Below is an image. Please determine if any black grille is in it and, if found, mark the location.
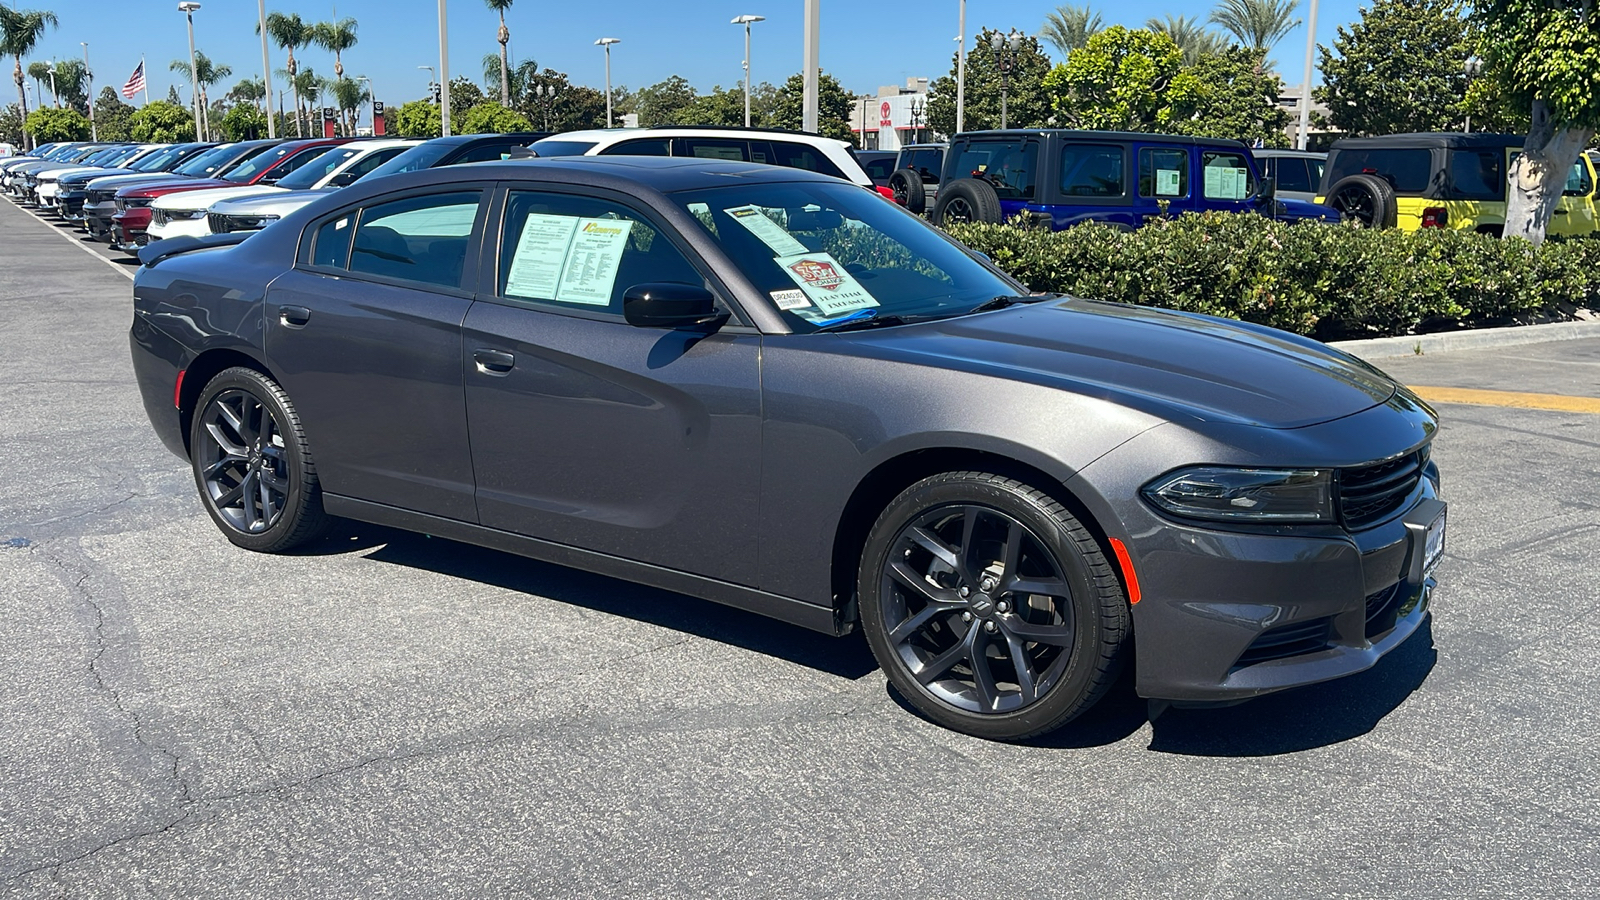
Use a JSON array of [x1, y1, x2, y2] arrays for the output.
[[87, 189, 113, 205], [208, 213, 231, 234], [1234, 616, 1334, 668], [1338, 446, 1427, 530]]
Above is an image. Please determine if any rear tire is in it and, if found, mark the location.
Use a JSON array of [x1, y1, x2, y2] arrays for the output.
[[190, 367, 333, 553], [890, 168, 927, 214], [1327, 174, 1398, 228], [932, 178, 1004, 226], [857, 471, 1129, 741]]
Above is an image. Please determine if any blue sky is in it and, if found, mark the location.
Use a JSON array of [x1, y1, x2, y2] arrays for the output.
[[13, 1, 1369, 115]]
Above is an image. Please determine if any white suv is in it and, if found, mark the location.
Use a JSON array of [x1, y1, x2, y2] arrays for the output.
[[529, 128, 883, 194]]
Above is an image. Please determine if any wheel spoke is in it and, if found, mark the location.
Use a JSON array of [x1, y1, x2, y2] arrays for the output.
[[205, 423, 248, 460], [257, 476, 275, 528], [1004, 633, 1038, 705], [203, 456, 242, 479], [259, 467, 288, 493], [888, 603, 954, 645], [958, 506, 981, 582], [887, 557, 958, 606], [1000, 520, 1024, 579], [968, 627, 999, 711], [907, 526, 959, 571], [215, 398, 244, 435], [214, 478, 246, 509], [240, 470, 259, 527], [1007, 618, 1074, 647], [913, 628, 971, 685], [1006, 574, 1068, 599]]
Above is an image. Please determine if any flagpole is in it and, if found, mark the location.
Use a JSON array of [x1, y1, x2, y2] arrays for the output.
[[141, 55, 150, 106]]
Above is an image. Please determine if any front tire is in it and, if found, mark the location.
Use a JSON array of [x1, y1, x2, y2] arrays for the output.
[[858, 472, 1129, 741], [190, 367, 332, 553]]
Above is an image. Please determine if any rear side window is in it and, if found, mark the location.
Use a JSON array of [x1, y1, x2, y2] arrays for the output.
[[348, 191, 481, 289], [601, 138, 671, 156], [1139, 147, 1188, 198], [312, 214, 353, 269], [682, 139, 748, 162], [949, 139, 1037, 200], [1450, 150, 1504, 200], [766, 141, 847, 180], [1200, 150, 1256, 200], [1274, 158, 1314, 193], [861, 155, 896, 179], [453, 142, 518, 164], [910, 149, 941, 183], [1061, 144, 1126, 198], [1326, 148, 1433, 194]]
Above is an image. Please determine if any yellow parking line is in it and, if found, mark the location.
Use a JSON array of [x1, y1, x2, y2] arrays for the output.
[[1410, 386, 1600, 414]]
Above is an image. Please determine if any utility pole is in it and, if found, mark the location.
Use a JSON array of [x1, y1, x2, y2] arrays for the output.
[[258, 0, 275, 137], [179, 2, 203, 140], [1296, 0, 1318, 150], [802, 0, 819, 133], [438, 0, 451, 136], [732, 15, 765, 128], [956, 0, 966, 134], [81, 43, 96, 140]]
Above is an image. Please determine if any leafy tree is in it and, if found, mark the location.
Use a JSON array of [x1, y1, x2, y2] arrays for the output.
[[94, 86, 136, 140], [513, 67, 608, 132], [682, 82, 777, 128], [1040, 5, 1104, 58], [1166, 47, 1292, 145], [166, 84, 182, 106], [229, 77, 267, 112], [331, 77, 367, 135], [313, 17, 358, 80], [0, 102, 23, 145], [768, 72, 856, 140], [635, 75, 699, 126], [1477, 0, 1600, 244], [260, 10, 313, 136], [1, 6, 58, 147], [449, 76, 483, 125], [460, 101, 533, 134], [1315, 0, 1471, 137], [1145, 15, 1229, 65], [486, 0, 515, 106], [128, 99, 196, 142], [220, 102, 268, 140], [393, 98, 440, 137], [1045, 26, 1184, 130], [928, 27, 1055, 134], [1208, 0, 1301, 56], [25, 105, 88, 141]]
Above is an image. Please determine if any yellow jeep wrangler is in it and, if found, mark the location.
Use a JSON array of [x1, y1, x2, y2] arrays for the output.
[[1316, 133, 1599, 236]]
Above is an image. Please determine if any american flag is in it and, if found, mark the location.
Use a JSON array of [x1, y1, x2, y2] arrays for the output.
[[121, 61, 145, 100]]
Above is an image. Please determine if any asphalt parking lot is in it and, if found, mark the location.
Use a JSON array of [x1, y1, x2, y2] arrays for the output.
[[2, 195, 1598, 898]]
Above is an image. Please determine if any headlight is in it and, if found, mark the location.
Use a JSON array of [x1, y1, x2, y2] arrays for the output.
[[125, 197, 152, 208], [1142, 467, 1334, 523], [172, 209, 206, 220]]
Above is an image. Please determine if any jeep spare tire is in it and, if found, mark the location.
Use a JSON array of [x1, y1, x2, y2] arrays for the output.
[[933, 178, 1004, 226], [890, 168, 927, 214], [1326, 173, 1398, 229]]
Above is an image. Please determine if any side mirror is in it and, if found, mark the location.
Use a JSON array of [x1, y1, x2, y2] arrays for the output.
[[623, 283, 727, 329], [329, 170, 359, 187], [1254, 174, 1277, 203]]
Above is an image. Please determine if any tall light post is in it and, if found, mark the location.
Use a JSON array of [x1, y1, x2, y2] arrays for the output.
[[80, 43, 96, 140], [178, 2, 203, 140], [991, 28, 1023, 130], [802, 0, 819, 133], [595, 37, 621, 127], [1296, 0, 1319, 150], [533, 82, 559, 131], [257, 0, 275, 137], [956, 0, 966, 134], [418, 65, 436, 102], [47, 62, 58, 108], [731, 15, 765, 128], [437, 0, 451, 136], [1463, 55, 1483, 134], [357, 75, 374, 134]]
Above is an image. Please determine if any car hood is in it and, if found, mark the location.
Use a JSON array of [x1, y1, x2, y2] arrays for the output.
[[856, 299, 1397, 429], [87, 172, 193, 192], [153, 184, 283, 211], [209, 188, 330, 216], [41, 165, 111, 182], [62, 167, 139, 185], [121, 178, 233, 198]]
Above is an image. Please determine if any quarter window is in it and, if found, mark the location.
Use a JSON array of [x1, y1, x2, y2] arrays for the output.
[[950, 139, 1037, 200], [1200, 151, 1256, 201], [766, 141, 847, 179], [1274, 158, 1314, 193], [1451, 150, 1504, 200], [1138, 147, 1188, 198], [498, 190, 704, 317], [682, 139, 748, 162], [1061, 144, 1126, 197], [1326, 148, 1432, 194], [601, 138, 672, 156], [348, 191, 481, 289], [312, 214, 353, 269]]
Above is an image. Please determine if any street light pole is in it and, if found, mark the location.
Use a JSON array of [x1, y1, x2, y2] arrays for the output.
[[81, 43, 96, 140], [993, 29, 1022, 130], [357, 75, 374, 134], [595, 38, 620, 127], [1296, 0, 1318, 150], [732, 15, 765, 128], [956, 0, 966, 134], [258, 0, 275, 137], [178, 3, 203, 140], [1463, 55, 1482, 134], [438, 0, 451, 136], [802, 0, 819, 133]]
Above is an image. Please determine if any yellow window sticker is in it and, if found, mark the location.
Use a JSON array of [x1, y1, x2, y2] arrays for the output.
[[725, 204, 810, 256]]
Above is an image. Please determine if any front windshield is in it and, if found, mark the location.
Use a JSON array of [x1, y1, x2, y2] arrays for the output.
[[132, 146, 186, 172], [275, 146, 358, 190], [173, 144, 239, 177], [528, 139, 597, 157], [223, 144, 293, 183], [670, 181, 1021, 332], [365, 141, 456, 178]]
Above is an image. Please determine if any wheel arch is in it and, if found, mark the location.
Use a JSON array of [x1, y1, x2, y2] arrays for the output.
[[829, 445, 1121, 627], [177, 347, 275, 453]]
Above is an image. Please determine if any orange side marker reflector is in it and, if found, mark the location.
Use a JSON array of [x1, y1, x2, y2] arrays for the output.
[[1109, 538, 1142, 605], [173, 369, 185, 409]]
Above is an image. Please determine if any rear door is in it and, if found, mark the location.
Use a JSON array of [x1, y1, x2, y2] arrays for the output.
[[1051, 140, 1133, 228], [1137, 145, 1194, 218], [1196, 147, 1259, 216]]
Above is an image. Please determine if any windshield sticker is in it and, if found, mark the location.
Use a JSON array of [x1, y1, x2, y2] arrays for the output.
[[725, 204, 810, 256], [555, 218, 635, 306], [505, 213, 581, 300], [1156, 168, 1182, 196], [770, 289, 811, 310], [1204, 165, 1249, 200], [774, 251, 880, 317]]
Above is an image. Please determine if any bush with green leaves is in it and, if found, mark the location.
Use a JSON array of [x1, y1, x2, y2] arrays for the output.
[[219, 103, 268, 140], [459, 101, 533, 135], [393, 100, 440, 138], [127, 101, 195, 142], [945, 213, 1600, 340], [24, 106, 91, 142]]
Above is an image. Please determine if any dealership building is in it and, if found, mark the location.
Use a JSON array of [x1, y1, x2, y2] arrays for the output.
[[851, 78, 935, 151]]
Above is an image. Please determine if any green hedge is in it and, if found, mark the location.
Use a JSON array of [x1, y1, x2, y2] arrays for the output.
[[945, 213, 1600, 340]]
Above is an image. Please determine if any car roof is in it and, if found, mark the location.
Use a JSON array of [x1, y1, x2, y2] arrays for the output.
[[1254, 149, 1326, 159], [552, 127, 851, 148], [1329, 132, 1526, 151], [426, 132, 549, 148], [953, 129, 1251, 150]]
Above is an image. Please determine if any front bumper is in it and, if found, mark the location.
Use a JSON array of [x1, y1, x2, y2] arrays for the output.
[[110, 208, 153, 254], [84, 201, 117, 238], [147, 215, 210, 241]]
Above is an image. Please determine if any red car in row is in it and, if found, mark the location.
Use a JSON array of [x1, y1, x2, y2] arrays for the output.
[[110, 137, 357, 253]]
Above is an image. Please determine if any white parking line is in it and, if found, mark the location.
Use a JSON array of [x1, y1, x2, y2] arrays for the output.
[[5, 198, 136, 281]]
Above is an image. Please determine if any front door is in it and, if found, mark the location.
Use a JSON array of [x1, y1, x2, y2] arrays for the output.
[[462, 187, 762, 585]]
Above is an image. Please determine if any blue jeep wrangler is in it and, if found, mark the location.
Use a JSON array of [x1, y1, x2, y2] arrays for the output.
[[927, 130, 1336, 229]]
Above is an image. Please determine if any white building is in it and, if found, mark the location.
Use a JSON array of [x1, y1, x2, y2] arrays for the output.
[[850, 78, 933, 151]]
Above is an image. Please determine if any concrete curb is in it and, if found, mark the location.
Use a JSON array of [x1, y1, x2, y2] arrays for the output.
[[1329, 318, 1600, 360]]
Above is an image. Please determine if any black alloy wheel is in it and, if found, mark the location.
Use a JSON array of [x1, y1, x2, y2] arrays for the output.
[[941, 196, 975, 224], [1329, 183, 1376, 226], [859, 472, 1128, 741], [191, 367, 332, 552]]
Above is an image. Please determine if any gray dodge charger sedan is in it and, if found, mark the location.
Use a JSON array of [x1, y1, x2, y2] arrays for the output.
[[129, 157, 1444, 741]]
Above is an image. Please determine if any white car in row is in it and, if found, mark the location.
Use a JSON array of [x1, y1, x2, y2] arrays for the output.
[[146, 139, 420, 241], [36, 144, 165, 207]]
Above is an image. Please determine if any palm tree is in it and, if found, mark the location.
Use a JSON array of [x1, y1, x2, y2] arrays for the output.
[[229, 77, 267, 114], [53, 59, 88, 110], [331, 76, 366, 135], [1146, 15, 1228, 66], [1208, 0, 1300, 54], [485, 0, 515, 106], [260, 10, 313, 137], [313, 17, 358, 80], [0, 6, 59, 146], [482, 53, 539, 101], [171, 51, 233, 139], [294, 68, 326, 130], [1040, 4, 1103, 58], [25, 60, 51, 105]]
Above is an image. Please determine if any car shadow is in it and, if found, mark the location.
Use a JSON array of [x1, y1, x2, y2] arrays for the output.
[[294, 520, 880, 680]]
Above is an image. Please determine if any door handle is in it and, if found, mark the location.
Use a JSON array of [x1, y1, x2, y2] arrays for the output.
[[1554, 209, 1569, 215], [473, 348, 515, 375], [278, 305, 311, 328]]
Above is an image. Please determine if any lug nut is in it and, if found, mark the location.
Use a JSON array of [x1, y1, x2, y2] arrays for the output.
[[996, 600, 1010, 613], [980, 577, 997, 592], [962, 611, 973, 622], [958, 586, 971, 598], [984, 621, 997, 633]]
